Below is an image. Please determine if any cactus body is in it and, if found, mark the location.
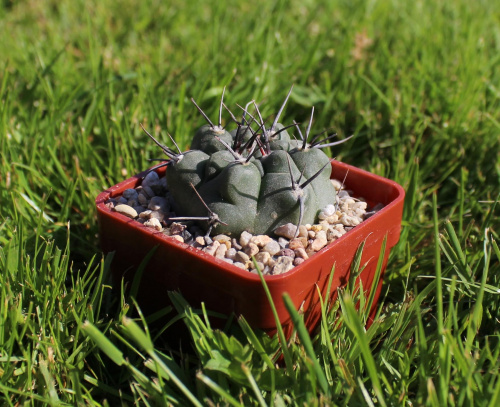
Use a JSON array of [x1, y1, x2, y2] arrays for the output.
[[151, 89, 343, 237]]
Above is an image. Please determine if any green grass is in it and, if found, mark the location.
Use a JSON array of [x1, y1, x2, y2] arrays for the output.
[[1, 0, 499, 404]]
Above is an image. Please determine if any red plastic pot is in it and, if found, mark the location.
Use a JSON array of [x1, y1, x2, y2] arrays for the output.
[[96, 160, 404, 336]]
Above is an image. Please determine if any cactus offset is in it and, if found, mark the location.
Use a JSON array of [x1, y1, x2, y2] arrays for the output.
[[143, 88, 350, 237]]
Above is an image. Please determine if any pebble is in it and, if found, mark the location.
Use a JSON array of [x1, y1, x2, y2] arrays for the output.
[[215, 244, 227, 259], [250, 262, 265, 273], [144, 218, 162, 231], [244, 242, 259, 257], [225, 248, 237, 260], [288, 238, 304, 250], [298, 225, 308, 238], [111, 176, 374, 276], [127, 198, 138, 207], [293, 257, 305, 266], [213, 234, 231, 245], [338, 190, 349, 198], [339, 214, 360, 227], [331, 179, 343, 190], [234, 262, 247, 269], [232, 238, 243, 251], [255, 251, 271, 265], [139, 210, 152, 218], [239, 231, 253, 247], [278, 238, 289, 249], [279, 248, 295, 258], [123, 189, 138, 200], [294, 248, 309, 260], [273, 256, 294, 275], [170, 235, 184, 243], [142, 185, 156, 199], [251, 234, 272, 247], [274, 223, 298, 239], [310, 230, 328, 251], [204, 241, 220, 256], [262, 240, 281, 255], [327, 228, 343, 241], [114, 204, 138, 219], [297, 236, 309, 248], [170, 222, 186, 235], [142, 171, 159, 189], [234, 251, 250, 264], [212, 236, 229, 248]]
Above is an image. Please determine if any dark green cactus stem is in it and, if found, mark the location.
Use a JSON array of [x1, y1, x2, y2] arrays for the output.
[[149, 88, 351, 237]]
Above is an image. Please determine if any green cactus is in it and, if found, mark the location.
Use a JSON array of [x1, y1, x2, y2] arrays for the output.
[[143, 87, 351, 237]]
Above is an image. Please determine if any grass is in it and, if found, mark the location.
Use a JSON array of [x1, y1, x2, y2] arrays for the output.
[[0, 0, 499, 404]]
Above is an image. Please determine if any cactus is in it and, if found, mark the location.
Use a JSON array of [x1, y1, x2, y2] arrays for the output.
[[142, 87, 351, 238]]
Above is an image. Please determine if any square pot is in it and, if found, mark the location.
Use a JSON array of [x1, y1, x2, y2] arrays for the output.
[[95, 160, 405, 336]]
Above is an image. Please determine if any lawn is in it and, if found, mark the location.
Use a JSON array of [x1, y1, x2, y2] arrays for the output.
[[0, 0, 499, 405]]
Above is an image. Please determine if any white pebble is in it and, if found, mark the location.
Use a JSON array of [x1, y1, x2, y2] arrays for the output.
[[323, 204, 336, 217], [204, 241, 221, 256], [327, 228, 342, 241], [331, 179, 343, 190], [114, 204, 138, 219], [340, 214, 361, 226], [225, 248, 237, 260], [144, 218, 162, 231], [251, 235, 272, 247], [215, 244, 227, 259], [234, 262, 247, 270], [239, 231, 253, 247], [255, 251, 271, 265], [139, 210, 152, 219], [170, 235, 184, 243], [262, 240, 281, 256], [213, 234, 231, 245]]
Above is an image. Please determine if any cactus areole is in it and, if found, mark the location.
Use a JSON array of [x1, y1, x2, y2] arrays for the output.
[[143, 87, 351, 237]]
